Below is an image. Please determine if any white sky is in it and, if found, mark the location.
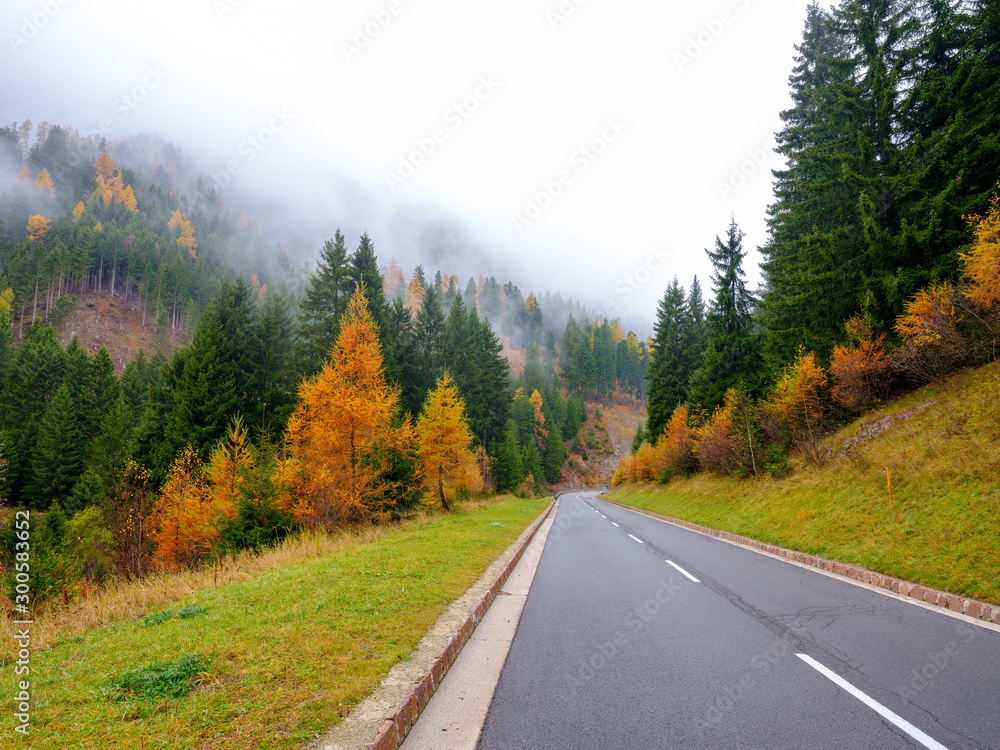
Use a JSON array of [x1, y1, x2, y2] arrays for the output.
[[2, 0, 828, 325]]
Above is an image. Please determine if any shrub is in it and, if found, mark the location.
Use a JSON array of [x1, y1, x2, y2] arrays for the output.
[[63, 506, 115, 583], [659, 405, 696, 480], [892, 282, 969, 381], [830, 316, 893, 412]]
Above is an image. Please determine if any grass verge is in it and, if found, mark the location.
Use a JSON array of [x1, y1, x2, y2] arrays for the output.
[[608, 361, 1000, 606], [2, 496, 549, 749]]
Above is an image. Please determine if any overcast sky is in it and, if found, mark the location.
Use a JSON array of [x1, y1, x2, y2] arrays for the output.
[[2, 0, 829, 326]]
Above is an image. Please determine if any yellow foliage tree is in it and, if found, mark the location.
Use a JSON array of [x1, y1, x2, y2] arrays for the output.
[[405, 270, 425, 313], [121, 184, 138, 213], [26, 215, 52, 242], [71, 201, 85, 223], [769, 347, 827, 438], [0, 288, 13, 320], [149, 447, 232, 570], [660, 404, 695, 478], [94, 150, 116, 182], [17, 165, 31, 184], [960, 193, 1000, 310], [529, 388, 547, 447], [177, 220, 197, 259], [383, 256, 405, 300], [105, 170, 125, 203], [204, 416, 255, 511], [34, 168, 55, 198], [694, 391, 737, 475], [276, 285, 416, 528], [168, 208, 184, 230], [94, 175, 113, 207], [416, 373, 476, 511]]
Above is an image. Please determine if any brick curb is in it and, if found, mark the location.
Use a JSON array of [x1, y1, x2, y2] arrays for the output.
[[364, 500, 557, 750], [600, 498, 1000, 625]]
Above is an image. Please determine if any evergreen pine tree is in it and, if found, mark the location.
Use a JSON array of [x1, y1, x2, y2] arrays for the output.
[[296, 230, 351, 377], [542, 421, 565, 483], [492, 418, 524, 492], [31, 384, 83, 508], [689, 218, 762, 410], [646, 277, 689, 440]]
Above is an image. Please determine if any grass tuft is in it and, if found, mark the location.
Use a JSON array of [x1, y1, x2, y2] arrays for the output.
[[105, 654, 211, 701], [141, 604, 209, 628]]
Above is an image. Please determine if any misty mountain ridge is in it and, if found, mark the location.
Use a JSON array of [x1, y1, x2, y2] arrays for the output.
[[0, 120, 653, 347]]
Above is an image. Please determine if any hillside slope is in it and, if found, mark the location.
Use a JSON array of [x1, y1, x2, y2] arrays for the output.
[[608, 360, 1000, 605]]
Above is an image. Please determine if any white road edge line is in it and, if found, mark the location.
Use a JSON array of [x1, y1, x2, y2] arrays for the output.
[[611, 522, 619, 527], [666, 560, 700, 583], [628, 534, 643, 544], [795, 654, 949, 750]]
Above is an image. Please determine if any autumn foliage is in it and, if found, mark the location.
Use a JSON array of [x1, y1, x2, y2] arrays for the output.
[[416, 373, 478, 511], [770, 348, 827, 436], [26, 214, 52, 242], [275, 285, 416, 529], [830, 316, 892, 411], [176, 220, 197, 259], [693, 392, 737, 476], [150, 447, 216, 570], [960, 193, 1000, 311], [659, 405, 696, 479]]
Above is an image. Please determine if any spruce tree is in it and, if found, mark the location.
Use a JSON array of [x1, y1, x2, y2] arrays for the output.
[[492, 419, 524, 492], [31, 384, 83, 508], [296, 230, 351, 377], [646, 278, 689, 440], [689, 218, 762, 410], [542, 422, 565, 483]]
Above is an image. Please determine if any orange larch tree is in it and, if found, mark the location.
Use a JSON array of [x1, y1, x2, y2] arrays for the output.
[[34, 168, 56, 198], [94, 150, 116, 182], [275, 285, 416, 528], [168, 208, 184, 230], [177, 220, 197, 259], [149, 447, 222, 570], [121, 184, 138, 213], [960, 193, 1000, 311], [416, 373, 476, 511], [405, 269, 425, 313], [830, 315, 892, 411], [383, 256, 406, 300], [71, 201, 85, 223], [529, 388, 547, 447], [769, 347, 827, 443], [26, 215, 52, 242], [204, 416, 255, 512], [94, 175, 113, 207]]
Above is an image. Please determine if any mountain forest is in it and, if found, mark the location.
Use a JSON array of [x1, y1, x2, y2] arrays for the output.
[[0, 122, 650, 600], [2, 0, 1000, 609]]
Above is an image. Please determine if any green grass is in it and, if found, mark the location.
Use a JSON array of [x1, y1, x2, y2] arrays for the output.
[[609, 360, 1000, 605], [4, 496, 549, 749]]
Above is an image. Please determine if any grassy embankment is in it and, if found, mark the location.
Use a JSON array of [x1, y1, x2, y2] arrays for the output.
[[2, 496, 549, 749], [609, 360, 1000, 605]]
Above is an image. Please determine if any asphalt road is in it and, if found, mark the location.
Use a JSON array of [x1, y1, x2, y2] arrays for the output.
[[476, 491, 1000, 749]]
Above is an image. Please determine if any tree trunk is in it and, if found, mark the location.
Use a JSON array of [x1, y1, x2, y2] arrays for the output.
[[438, 466, 450, 512]]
